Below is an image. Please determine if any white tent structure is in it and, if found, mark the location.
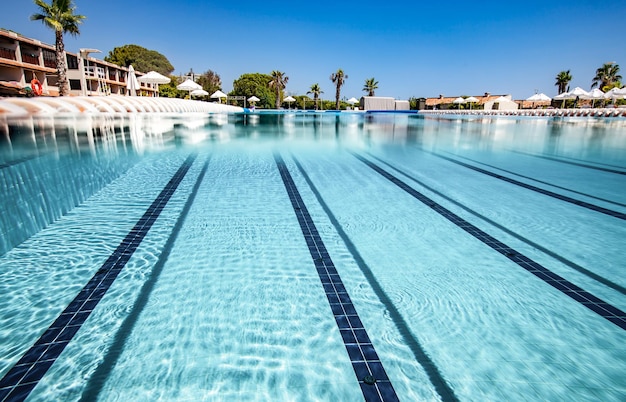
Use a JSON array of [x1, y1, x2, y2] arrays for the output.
[[361, 96, 395, 111], [484, 95, 518, 111]]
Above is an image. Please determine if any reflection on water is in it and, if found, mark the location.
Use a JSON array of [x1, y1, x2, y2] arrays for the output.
[[1, 112, 625, 165]]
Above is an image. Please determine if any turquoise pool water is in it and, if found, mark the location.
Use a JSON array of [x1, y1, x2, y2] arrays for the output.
[[0, 112, 625, 401]]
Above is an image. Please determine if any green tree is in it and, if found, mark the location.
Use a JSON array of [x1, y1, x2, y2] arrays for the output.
[[197, 69, 221, 97], [363, 77, 378, 96], [31, 0, 86, 96], [592, 62, 622, 91], [555, 70, 572, 94], [231, 73, 275, 109], [104, 44, 174, 75], [330, 69, 348, 110], [158, 75, 186, 98], [269, 70, 289, 109], [307, 83, 323, 110]]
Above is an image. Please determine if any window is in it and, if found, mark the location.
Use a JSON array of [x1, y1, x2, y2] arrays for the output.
[[66, 54, 78, 70], [69, 79, 81, 90]]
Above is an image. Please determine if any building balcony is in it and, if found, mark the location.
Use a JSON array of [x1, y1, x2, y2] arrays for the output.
[[0, 47, 17, 61], [21, 53, 39, 65]]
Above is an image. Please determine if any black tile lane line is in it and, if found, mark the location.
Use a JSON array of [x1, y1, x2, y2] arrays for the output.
[[291, 157, 459, 402], [79, 156, 210, 401], [366, 153, 626, 297], [447, 152, 626, 209], [274, 153, 400, 402], [352, 153, 626, 331], [511, 150, 626, 175], [0, 154, 197, 402], [425, 151, 626, 221]]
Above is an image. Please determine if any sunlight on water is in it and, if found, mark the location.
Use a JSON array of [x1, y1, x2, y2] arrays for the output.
[[0, 112, 625, 401]]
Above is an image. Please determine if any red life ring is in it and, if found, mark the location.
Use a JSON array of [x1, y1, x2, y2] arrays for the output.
[[31, 78, 43, 96]]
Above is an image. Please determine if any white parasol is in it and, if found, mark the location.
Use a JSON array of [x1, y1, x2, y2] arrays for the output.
[[137, 71, 170, 97], [126, 65, 140, 96], [191, 89, 209, 97]]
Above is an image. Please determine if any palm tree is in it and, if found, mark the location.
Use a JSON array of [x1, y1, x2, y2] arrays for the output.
[[31, 0, 86, 96], [592, 62, 622, 91], [307, 83, 323, 110], [555, 70, 572, 94], [363, 77, 378, 96], [269, 70, 289, 109], [330, 69, 348, 110]]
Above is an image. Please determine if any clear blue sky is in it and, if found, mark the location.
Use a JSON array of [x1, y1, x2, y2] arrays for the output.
[[2, 0, 625, 100]]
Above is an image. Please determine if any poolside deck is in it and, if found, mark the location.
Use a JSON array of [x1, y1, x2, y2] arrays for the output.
[[420, 107, 626, 118]]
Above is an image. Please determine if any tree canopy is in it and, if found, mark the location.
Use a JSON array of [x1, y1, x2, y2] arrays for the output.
[[592, 62, 622, 91], [269, 71, 289, 109], [104, 44, 174, 75], [230, 73, 275, 109], [197, 70, 222, 96]]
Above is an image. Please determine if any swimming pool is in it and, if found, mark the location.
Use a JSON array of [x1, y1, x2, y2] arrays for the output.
[[0, 111, 625, 401]]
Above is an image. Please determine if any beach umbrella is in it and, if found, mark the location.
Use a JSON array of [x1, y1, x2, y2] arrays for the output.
[[210, 90, 227, 99], [177, 79, 202, 91], [604, 87, 626, 98], [247, 95, 260, 109], [347, 97, 359, 110], [283, 95, 296, 109], [569, 87, 590, 98], [452, 97, 466, 109], [465, 96, 479, 110], [210, 90, 228, 104], [566, 87, 590, 107], [526, 93, 551, 108], [137, 71, 170, 97], [585, 88, 604, 107], [604, 87, 626, 106], [177, 79, 202, 98], [191, 89, 209, 97], [526, 93, 551, 102], [553, 92, 571, 108], [126, 65, 140, 96]]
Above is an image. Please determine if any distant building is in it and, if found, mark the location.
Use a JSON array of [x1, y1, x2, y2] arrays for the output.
[[0, 28, 157, 97], [423, 93, 519, 110], [360, 96, 410, 111]]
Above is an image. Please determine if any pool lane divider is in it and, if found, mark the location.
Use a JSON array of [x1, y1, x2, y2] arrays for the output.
[[0, 154, 198, 402], [274, 153, 400, 402], [367, 153, 626, 297], [448, 152, 626, 209], [512, 150, 626, 176], [427, 151, 626, 221], [79, 156, 211, 401], [353, 153, 626, 331], [291, 156, 459, 402]]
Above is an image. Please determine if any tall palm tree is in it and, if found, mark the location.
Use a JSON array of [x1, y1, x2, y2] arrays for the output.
[[592, 62, 622, 91], [269, 70, 289, 109], [307, 83, 323, 110], [363, 77, 378, 96], [555, 70, 572, 94], [31, 0, 86, 96], [330, 69, 348, 110]]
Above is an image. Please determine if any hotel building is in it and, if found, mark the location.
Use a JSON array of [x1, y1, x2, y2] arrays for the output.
[[0, 28, 157, 97]]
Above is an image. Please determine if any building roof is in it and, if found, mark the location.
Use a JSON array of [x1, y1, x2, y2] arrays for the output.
[[425, 93, 513, 106]]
